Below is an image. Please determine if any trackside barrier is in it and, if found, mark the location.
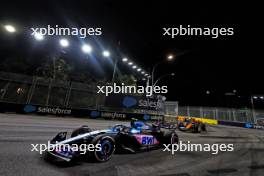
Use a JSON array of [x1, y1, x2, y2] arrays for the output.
[[217, 120, 246, 128], [0, 102, 163, 121], [217, 120, 261, 129], [1, 101, 263, 129]]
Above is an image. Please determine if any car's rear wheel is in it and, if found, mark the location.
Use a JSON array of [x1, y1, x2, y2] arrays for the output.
[[91, 135, 115, 162]]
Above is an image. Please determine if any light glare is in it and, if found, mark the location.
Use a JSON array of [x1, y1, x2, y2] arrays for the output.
[[4, 25, 16, 33], [34, 32, 44, 40], [60, 39, 69, 47], [82, 44, 92, 53], [167, 54, 174, 61], [103, 51, 110, 57], [122, 58, 128, 62]]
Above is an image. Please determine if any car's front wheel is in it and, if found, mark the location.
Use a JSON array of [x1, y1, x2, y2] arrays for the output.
[[162, 129, 179, 144], [170, 132, 179, 144], [91, 135, 115, 162]]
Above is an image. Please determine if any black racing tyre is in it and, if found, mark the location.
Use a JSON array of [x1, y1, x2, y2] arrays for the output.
[[197, 123, 202, 133], [91, 135, 115, 162], [192, 123, 199, 133], [201, 123, 206, 131], [162, 129, 178, 144], [71, 125, 91, 137], [170, 132, 179, 144]]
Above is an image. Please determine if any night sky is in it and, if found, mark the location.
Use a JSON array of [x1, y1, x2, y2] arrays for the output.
[[0, 1, 261, 107]]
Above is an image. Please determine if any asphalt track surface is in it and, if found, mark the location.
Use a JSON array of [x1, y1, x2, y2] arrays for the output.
[[0, 114, 264, 176]]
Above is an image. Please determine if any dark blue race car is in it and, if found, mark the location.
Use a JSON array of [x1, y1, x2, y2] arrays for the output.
[[45, 119, 179, 162]]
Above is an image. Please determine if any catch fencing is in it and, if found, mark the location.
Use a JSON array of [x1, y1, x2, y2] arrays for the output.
[[0, 72, 160, 115], [0, 72, 261, 123], [0, 72, 100, 109]]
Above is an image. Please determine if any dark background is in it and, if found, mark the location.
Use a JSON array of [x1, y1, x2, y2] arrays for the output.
[[0, 0, 262, 108]]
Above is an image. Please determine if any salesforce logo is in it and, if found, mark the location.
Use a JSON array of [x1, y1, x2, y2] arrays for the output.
[[90, 111, 100, 118], [245, 123, 253, 128], [122, 96, 137, 108], [122, 96, 163, 110], [138, 99, 163, 110], [24, 105, 37, 113], [143, 114, 151, 120]]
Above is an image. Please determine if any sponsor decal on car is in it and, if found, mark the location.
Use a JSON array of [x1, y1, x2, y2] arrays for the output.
[[134, 134, 159, 145]]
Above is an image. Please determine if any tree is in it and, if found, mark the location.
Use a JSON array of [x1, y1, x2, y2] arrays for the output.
[[118, 74, 137, 86], [0, 56, 30, 73], [36, 56, 72, 81]]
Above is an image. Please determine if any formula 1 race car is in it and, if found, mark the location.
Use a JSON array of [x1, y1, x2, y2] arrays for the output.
[[45, 119, 178, 162], [177, 116, 206, 133]]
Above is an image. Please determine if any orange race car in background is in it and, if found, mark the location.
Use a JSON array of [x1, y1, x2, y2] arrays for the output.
[[177, 116, 206, 133]]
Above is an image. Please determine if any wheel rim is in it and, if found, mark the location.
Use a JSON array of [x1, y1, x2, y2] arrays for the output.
[[95, 138, 114, 161], [171, 133, 178, 144]]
